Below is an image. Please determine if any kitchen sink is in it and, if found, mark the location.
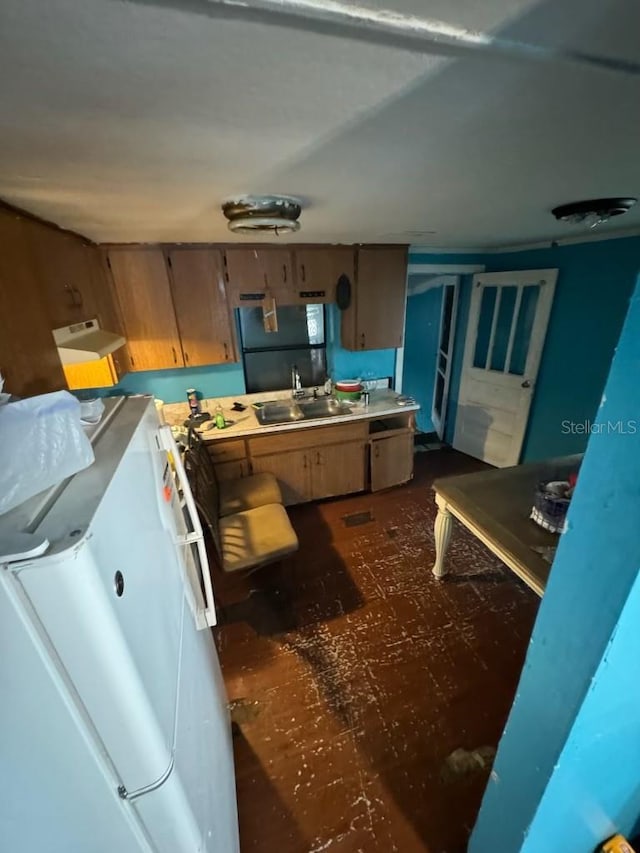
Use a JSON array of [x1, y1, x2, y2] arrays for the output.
[[297, 398, 352, 419], [255, 397, 352, 426], [255, 401, 305, 426]]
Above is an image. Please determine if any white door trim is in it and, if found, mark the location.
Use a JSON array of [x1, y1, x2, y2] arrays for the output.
[[431, 276, 459, 439]]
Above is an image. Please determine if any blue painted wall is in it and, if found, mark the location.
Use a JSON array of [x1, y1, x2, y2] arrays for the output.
[[427, 237, 640, 461], [325, 304, 396, 386], [522, 572, 640, 850], [402, 286, 442, 432], [470, 274, 640, 850], [101, 360, 246, 402]]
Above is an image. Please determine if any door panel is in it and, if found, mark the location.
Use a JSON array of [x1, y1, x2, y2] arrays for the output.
[[370, 432, 414, 491], [250, 450, 312, 505], [24, 218, 99, 328], [167, 248, 237, 366], [294, 248, 354, 304], [0, 210, 67, 396], [354, 247, 408, 350], [311, 441, 366, 499], [108, 249, 184, 371], [133, 600, 239, 853], [17, 408, 186, 792], [454, 269, 557, 467], [224, 249, 293, 306]]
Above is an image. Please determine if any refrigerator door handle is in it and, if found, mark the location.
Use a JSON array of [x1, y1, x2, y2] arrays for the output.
[[157, 425, 217, 629]]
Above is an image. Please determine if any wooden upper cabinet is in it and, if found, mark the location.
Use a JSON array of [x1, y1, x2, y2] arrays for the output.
[[167, 248, 238, 366], [107, 248, 184, 371], [294, 248, 355, 304], [24, 219, 99, 329], [342, 246, 408, 351], [0, 209, 66, 396], [224, 248, 293, 307]]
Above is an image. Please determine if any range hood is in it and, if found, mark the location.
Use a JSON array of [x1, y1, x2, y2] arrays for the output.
[[53, 319, 126, 365]]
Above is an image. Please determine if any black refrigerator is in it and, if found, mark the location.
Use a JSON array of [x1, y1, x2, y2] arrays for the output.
[[238, 303, 327, 393]]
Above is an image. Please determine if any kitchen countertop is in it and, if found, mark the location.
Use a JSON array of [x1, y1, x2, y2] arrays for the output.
[[162, 389, 419, 441]]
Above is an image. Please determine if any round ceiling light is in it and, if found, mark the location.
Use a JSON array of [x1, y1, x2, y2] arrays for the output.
[[222, 195, 302, 235], [551, 197, 637, 229]]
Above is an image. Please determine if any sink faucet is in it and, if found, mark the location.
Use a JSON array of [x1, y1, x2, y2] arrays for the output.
[[291, 365, 304, 398]]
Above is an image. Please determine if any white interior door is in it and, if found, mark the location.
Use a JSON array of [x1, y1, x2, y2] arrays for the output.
[[453, 268, 557, 467], [432, 276, 459, 440]]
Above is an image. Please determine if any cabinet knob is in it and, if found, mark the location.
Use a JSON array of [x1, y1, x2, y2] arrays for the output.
[[172, 346, 178, 364], [303, 455, 308, 469], [360, 333, 365, 349], [283, 265, 287, 283], [223, 342, 229, 361], [301, 264, 306, 283], [316, 451, 321, 465], [184, 351, 189, 364]]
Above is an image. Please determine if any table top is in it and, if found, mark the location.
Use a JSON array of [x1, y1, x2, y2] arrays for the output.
[[433, 454, 583, 593]]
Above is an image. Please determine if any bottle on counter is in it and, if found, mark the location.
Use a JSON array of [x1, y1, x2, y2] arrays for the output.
[[186, 388, 201, 416], [214, 404, 226, 430]]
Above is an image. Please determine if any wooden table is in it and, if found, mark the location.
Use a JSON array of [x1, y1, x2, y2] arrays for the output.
[[432, 455, 582, 596]]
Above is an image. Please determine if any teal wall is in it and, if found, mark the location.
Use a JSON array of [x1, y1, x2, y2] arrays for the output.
[[402, 286, 442, 432], [325, 304, 396, 385], [104, 361, 246, 403], [470, 272, 640, 850], [404, 237, 640, 461]]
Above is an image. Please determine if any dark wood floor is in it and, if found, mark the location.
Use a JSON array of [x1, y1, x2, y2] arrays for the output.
[[212, 449, 540, 853]]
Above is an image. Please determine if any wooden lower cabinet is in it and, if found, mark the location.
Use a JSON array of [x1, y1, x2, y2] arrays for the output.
[[370, 430, 414, 492], [251, 449, 312, 505], [205, 416, 413, 505], [248, 422, 369, 506], [310, 442, 366, 500]]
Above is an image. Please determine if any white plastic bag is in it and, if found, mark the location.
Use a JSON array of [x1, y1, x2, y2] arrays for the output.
[[0, 391, 95, 515]]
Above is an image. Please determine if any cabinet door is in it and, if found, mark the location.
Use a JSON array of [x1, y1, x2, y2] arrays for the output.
[[224, 248, 293, 306], [25, 219, 99, 328], [311, 441, 366, 500], [90, 249, 133, 376], [250, 450, 312, 506], [167, 248, 238, 366], [343, 246, 408, 350], [0, 210, 67, 396], [107, 249, 184, 371], [370, 431, 414, 492], [293, 248, 355, 304]]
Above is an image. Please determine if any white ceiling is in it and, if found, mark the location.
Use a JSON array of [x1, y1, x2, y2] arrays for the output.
[[1, 0, 639, 247]]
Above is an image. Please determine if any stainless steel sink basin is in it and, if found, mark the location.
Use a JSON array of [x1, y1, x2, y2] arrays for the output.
[[297, 398, 352, 419], [255, 397, 352, 426], [255, 401, 305, 426]]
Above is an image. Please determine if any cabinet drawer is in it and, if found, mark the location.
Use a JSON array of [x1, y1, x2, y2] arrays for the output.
[[248, 421, 368, 457], [206, 439, 247, 463]]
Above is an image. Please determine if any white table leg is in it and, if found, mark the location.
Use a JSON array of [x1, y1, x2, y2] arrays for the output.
[[433, 494, 453, 578]]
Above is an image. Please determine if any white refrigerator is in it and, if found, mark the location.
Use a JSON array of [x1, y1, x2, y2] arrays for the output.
[[0, 396, 240, 853]]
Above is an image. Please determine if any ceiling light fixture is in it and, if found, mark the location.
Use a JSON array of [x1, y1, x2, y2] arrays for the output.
[[222, 195, 302, 235], [551, 197, 636, 229]]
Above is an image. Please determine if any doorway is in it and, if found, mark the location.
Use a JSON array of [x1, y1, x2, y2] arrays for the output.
[[401, 272, 465, 439]]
